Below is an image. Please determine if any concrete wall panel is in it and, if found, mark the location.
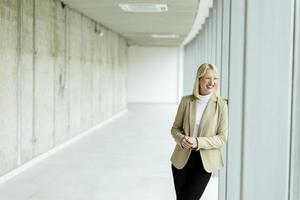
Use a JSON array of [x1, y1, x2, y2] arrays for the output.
[[91, 30, 101, 125], [0, 0, 18, 176], [99, 32, 109, 121], [119, 38, 127, 110], [20, 0, 34, 163], [68, 9, 81, 137], [112, 33, 118, 113], [104, 32, 113, 118], [80, 17, 93, 131], [34, 0, 55, 155], [53, 1, 68, 146]]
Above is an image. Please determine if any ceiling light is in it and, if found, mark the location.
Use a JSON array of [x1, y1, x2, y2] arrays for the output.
[[119, 4, 168, 12], [151, 34, 180, 39]]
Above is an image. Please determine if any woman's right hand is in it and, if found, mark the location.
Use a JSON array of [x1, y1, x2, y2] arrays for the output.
[[181, 136, 194, 149]]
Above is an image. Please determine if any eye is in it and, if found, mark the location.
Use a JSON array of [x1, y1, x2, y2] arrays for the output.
[[205, 77, 216, 81]]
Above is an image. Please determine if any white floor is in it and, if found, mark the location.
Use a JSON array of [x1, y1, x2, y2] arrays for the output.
[[0, 104, 218, 200]]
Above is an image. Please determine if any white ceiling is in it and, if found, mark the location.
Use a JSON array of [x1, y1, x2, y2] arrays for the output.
[[62, 0, 199, 46]]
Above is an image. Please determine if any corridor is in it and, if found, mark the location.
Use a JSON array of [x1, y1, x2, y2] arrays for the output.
[[0, 104, 218, 200], [1, 0, 299, 199]]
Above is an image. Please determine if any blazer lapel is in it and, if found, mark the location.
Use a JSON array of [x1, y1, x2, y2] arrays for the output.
[[189, 98, 196, 137]]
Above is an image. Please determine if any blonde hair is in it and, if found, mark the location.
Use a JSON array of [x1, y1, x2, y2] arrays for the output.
[[193, 63, 220, 98]]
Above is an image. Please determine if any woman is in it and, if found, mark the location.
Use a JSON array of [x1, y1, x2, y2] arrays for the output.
[[170, 63, 228, 200]]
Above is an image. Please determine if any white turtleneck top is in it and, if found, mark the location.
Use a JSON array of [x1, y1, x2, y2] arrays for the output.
[[192, 92, 212, 138]]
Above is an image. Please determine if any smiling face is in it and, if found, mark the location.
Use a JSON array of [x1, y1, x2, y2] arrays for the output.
[[199, 69, 218, 95]]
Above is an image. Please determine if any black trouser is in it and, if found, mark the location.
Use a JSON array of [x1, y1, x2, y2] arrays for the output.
[[171, 150, 212, 200]]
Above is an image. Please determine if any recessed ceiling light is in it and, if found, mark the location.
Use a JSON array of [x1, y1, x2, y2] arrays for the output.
[[119, 4, 168, 13], [151, 34, 180, 39]]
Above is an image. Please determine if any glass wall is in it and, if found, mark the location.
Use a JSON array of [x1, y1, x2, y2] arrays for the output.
[[183, 0, 299, 199]]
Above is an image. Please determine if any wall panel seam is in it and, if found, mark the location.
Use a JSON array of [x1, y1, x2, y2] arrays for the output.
[[225, 0, 231, 198], [288, 0, 297, 199], [240, 0, 248, 199], [32, 0, 36, 155], [16, 0, 22, 166]]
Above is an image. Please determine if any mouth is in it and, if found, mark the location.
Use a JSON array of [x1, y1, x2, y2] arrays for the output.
[[207, 85, 214, 89]]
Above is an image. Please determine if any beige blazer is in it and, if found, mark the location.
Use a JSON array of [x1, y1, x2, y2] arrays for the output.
[[170, 93, 228, 173]]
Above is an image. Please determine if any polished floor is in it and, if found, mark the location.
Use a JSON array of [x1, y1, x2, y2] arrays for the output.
[[0, 104, 218, 200]]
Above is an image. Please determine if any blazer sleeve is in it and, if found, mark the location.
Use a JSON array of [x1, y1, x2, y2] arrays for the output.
[[171, 97, 186, 146], [196, 99, 228, 150]]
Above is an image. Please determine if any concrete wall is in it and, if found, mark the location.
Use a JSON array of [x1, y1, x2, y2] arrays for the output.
[[128, 46, 179, 103], [183, 0, 299, 200], [0, 0, 128, 176]]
